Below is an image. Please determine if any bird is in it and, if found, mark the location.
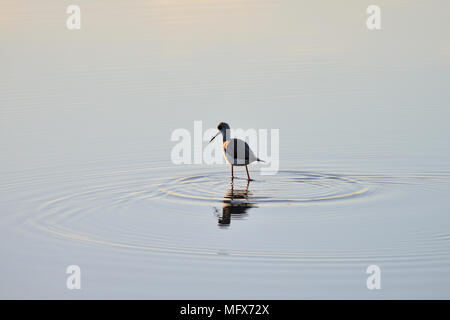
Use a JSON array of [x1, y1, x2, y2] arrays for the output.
[[209, 122, 264, 181]]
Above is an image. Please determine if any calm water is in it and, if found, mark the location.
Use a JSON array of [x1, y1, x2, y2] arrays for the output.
[[1, 0, 450, 298]]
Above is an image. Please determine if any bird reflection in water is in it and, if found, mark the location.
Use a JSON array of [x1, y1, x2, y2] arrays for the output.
[[215, 180, 257, 228]]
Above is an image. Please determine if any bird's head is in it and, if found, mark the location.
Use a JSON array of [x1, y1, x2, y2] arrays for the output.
[[217, 122, 230, 132], [210, 122, 230, 143]]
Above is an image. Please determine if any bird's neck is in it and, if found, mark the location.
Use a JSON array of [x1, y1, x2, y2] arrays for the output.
[[222, 129, 230, 142]]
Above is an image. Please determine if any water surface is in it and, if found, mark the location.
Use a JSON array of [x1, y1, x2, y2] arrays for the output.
[[1, 0, 450, 298]]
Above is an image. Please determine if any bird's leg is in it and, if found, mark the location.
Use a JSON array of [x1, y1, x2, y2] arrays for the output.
[[245, 165, 252, 181], [231, 165, 234, 180]]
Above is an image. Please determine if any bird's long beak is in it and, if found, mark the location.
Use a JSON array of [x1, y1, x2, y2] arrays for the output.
[[209, 131, 220, 143]]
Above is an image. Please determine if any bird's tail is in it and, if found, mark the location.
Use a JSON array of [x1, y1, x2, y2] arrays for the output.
[[257, 158, 266, 163]]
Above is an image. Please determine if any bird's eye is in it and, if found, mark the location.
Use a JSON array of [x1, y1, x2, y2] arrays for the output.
[[218, 125, 222, 130]]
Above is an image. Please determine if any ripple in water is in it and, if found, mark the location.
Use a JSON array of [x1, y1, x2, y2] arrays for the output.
[[14, 166, 450, 263], [22, 168, 378, 260], [159, 170, 369, 205]]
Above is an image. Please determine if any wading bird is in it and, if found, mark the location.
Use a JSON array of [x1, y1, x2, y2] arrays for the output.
[[209, 122, 264, 181]]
